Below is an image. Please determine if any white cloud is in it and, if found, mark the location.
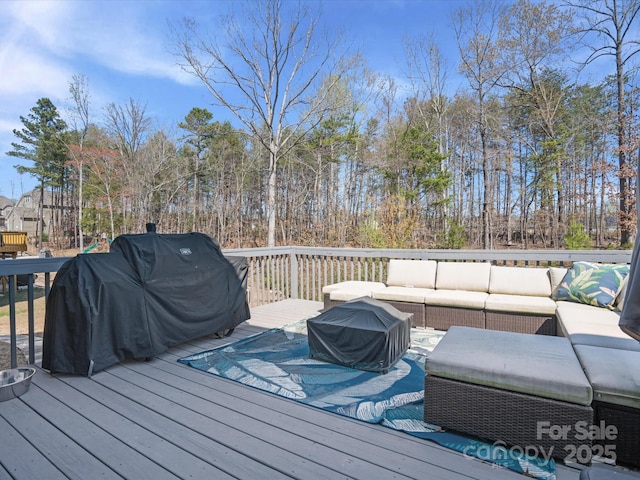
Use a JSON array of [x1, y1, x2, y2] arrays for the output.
[[63, 5, 194, 85], [3, 0, 199, 87], [4, 1, 76, 53], [0, 46, 72, 98], [0, 0, 209, 195]]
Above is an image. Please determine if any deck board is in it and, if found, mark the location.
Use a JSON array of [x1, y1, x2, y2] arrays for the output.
[[24, 375, 183, 479], [143, 355, 505, 480], [113, 361, 463, 480], [0, 299, 582, 480], [0, 415, 67, 479], [71, 368, 342, 480], [92, 374, 292, 478], [0, 397, 118, 479]]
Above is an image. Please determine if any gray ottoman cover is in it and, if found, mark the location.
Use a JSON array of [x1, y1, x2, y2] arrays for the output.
[[580, 464, 640, 479], [426, 326, 593, 405]]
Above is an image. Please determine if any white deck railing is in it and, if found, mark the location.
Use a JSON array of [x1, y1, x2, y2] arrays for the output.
[[0, 248, 632, 368], [224, 247, 633, 304]]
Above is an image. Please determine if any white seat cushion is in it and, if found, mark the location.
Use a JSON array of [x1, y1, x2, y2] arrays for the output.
[[574, 344, 640, 409], [426, 326, 593, 405], [556, 302, 640, 351], [489, 266, 552, 297], [386, 259, 437, 288], [485, 293, 557, 315], [329, 284, 386, 302], [424, 289, 488, 309], [322, 281, 385, 295], [435, 261, 491, 292], [372, 286, 432, 303], [557, 301, 620, 323]]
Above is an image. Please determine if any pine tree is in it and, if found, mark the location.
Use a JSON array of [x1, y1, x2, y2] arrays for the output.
[[7, 98, 68, 247]]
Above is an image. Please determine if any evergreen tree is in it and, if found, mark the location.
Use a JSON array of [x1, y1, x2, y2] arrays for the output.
[[178, 108, 215, 232], [6, 98, 68, 247]]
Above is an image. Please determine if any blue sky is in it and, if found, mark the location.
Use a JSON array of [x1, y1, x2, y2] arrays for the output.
[[0, 0, 469, 198], [0, 0, 617, 199]]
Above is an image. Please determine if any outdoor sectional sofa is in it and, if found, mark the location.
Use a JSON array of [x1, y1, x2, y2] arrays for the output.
[[323, 259, 560, 334], [322, 259, 639, 468]]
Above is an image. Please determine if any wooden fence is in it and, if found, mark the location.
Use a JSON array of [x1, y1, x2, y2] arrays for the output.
[[0, 247, 633, 368]]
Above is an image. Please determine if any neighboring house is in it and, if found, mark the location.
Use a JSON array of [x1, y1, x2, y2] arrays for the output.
[[0, 196, 14, 230], [3, 189, 62, 240]]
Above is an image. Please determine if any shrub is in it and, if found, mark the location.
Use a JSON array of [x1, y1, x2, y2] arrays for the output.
[[564, 222, 592, 250], [437, 221, 467, 249]]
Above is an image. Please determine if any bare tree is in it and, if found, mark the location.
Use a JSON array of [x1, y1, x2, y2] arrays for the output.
[[68, 74, 91, 251], [403, 34, 451, 230], [499, 0, 574, 247], [567, 0, 640, 245], [104, 98, 151, 231], [104, 99, 151, 163], [136, 130, 182, 229], [403, 34, 449, 154], [453, 0, 506, 249], [74, 142, 122, 241], [172, 0, 351, 247]]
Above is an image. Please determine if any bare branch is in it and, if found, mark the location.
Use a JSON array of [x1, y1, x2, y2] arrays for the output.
[[169, 0, 354, 247]]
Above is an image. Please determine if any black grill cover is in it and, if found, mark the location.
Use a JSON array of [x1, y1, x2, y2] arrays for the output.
[[42, 232, 250, 376], [307, 296, 411, 373]]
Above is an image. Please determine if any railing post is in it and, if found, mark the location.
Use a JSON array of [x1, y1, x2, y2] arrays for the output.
[[290, 248, 298, 299], [8, 275, 17, 368], [28, 274, 35, 364]]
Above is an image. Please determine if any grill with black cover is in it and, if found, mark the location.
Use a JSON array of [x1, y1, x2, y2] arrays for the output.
[[42, 231, 250, 376]]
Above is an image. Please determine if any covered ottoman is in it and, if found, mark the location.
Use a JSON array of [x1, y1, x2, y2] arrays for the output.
[[424, 326, 594, 462], [307, 296, 412, 373]]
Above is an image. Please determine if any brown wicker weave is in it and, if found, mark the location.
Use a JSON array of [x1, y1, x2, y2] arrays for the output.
[[424, 375, 594, 462], [593, 401, 640, 468], [485, 311, 556, 335], [323, 293, 332, 311], [424, 305, 485, 330], [323, 296, 425, 328], [382, 301, 425, 328], [328, 298, 344, 310]]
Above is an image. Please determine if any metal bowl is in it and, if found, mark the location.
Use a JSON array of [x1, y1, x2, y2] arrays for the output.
[[0, 367, 36, 402]]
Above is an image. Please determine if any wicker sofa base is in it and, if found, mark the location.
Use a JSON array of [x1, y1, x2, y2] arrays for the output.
[[326, 298, 556, 335], [424, 375, 594, 462], [424, 305, 485, 330], [485, 311, 557, 335], [326, 294, 555, 335], [323, 295, 425, 328], [593, 401, 640, 468], [323, 293, 333, 311], [379, 300, 425, 328]]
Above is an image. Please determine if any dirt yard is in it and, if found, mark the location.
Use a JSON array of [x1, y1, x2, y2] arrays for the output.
[[0, 246, 79, 370], [0, 289, 47, 370], [0, 293, 47, 336]]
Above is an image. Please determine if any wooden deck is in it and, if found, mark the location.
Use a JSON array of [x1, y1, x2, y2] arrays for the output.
[[0, 299, 582, 480]]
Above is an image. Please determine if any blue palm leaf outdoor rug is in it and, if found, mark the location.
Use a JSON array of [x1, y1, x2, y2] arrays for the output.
[[178, 320, 556, 480]]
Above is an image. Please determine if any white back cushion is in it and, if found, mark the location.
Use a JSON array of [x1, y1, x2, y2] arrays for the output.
[[615, 275, 629, 311], [549, 267, 568, 294], [489, 266, 552, 297], [435, 262, 491, 292], [386, 259, 437, 289]]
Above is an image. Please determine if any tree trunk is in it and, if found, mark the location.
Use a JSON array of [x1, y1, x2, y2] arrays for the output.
[[79, 159, 84, 251], [481, 129, 491, 249], [617, 46, 630, 245], [267, 149, 278, 248]]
